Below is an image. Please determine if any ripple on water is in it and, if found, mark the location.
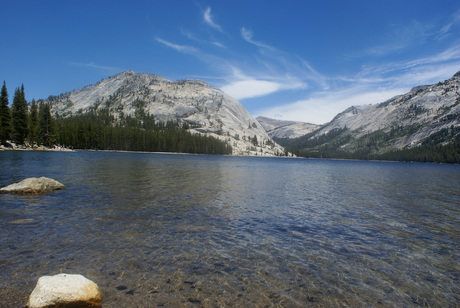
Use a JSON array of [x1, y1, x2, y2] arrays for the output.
[[0, 152, 459, 307]]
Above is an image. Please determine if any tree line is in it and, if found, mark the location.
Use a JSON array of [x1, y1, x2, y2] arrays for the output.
[[56, 110, 232, 155], [0, 82, 56, 147], [0, 82, 232, 155], [276, 125, 460, 164]]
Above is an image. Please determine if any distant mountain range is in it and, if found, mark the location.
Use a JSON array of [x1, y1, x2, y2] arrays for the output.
[[256, 117, 320, 139], [47, 71, 284, 156], [45, 70, 459, 162], [273, 71, 460, 163]]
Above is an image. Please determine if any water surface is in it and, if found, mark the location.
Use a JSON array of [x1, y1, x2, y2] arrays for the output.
[[0, 151, 459, 307]]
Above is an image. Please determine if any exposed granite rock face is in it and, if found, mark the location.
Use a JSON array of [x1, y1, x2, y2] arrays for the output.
[[312, 71, 460, 150], [0, 177, 66, 194], [27, 273, 102, 308], [256, 116, 321, 139], [47, 71, 284, 156]]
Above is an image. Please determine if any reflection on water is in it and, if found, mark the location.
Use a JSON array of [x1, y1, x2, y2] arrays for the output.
[[0, 151, 459, 307]]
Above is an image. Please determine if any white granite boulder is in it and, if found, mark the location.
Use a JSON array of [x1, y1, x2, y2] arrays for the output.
[[27, 273, 102, 308], [0, 177, 65, 194]]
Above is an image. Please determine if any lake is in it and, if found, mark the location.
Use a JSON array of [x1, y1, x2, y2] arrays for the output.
[[0, 151, 459, 307]]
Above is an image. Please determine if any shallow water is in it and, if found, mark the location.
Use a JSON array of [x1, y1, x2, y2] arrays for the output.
[[0, 151, 459, 307]]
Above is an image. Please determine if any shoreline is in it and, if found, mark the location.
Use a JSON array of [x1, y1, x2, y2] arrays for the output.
[[0, 142, 74, 152]]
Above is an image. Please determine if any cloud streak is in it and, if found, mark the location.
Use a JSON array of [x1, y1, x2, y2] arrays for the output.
[[436, 9, 460, 40], [69, 61, 119, 73], [257, 86, 408, 124], [203, 7, 223, 32], [222, 79, 282, 100], [155, 37, 198, 54], [155, 5, 460, 125], [241, 27, 274, 50], [256, 46, 460, 124]]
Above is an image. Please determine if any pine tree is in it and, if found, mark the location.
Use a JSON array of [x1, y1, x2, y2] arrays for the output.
[[29, 99, 39, 145], [0, 81, 11, 144], [39, 102, 56, 146], [11, 84, 28, 144]]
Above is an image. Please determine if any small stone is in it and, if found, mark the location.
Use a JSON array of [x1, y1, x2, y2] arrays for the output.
[[26, 273, 102, 308]]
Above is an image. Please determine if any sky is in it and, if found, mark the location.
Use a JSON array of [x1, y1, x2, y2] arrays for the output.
[[1, 0, 460, 124]]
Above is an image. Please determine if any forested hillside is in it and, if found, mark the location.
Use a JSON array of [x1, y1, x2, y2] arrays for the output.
[[46, 71, 284, 156], [0, 82, 232, 155], [56, 108, 232, 154], [275, 71, 460, 164], [277, 125, 460, 164]]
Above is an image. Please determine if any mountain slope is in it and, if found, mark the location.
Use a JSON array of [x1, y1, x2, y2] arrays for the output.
[[277, 71, 460, 162], [256, 116, 321, 139], [47, 71, 284, 156]]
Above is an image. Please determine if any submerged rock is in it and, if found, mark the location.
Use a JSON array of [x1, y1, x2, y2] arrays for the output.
[[0, 177, 65, 194], [8, 218, 37, 225], [27, 273, 102, 308]]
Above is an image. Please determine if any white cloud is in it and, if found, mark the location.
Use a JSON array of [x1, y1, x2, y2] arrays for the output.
[[297, 57, 329, 90], [156, 6, 460, 126], [69, 61, 119, 72], [436, 9, 460, 40], [211, 41, 226, 48], [371, 21, 431, 56], [257, 87, 407, 125], [155, 37, 198, 54], [255, 50, 460, 125], [221, 79, 282, 100], [355, 44, 460, 88], [220, 66, 307, 100], [203, 7, 223, 32], [241, 27, 274, 50]]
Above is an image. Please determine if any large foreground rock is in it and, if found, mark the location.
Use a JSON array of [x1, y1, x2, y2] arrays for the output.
[[27, 273, 102, 308], [0, 177, 65, 194]]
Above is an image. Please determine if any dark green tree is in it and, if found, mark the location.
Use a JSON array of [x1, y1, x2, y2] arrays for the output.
[[11, 84, 28, 144], [0, 81, 11, 144], [38, 102, 56, 146], [29, 99, 39, 145], [251, 135, 258, 146]]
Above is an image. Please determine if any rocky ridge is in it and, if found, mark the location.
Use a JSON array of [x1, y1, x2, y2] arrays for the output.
[[48, 71, 284, 156], [270, 71, 459, 158], [313, 71, 460, 150], [256, 116, 321, 139]]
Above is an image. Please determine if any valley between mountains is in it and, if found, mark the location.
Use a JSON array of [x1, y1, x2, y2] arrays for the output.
[[45, 70, 459, 162]]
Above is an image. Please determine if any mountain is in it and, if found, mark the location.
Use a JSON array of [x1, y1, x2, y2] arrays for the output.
[[276, 71, 460, 163], [256, 116, 321, 139], [47, 71, 284, 156]]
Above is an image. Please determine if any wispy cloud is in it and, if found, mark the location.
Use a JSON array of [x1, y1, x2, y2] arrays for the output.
[[180, 28, 225, 48], [363, 21, 431, 57], [203, 7, 223, 32], [222, 79, 282, 100], [221, 67, 307, 100], [155, 37, 198, 54], [364, 10, 460, 57], [436, 9, 460, 40], [156, 5, 460, 125], [257, 86, 407, 124], [257, 46, 460, 124], [69, 61, 119, 73], [241, 27, 275, 50], [297, 57, 329, 90], [211, 41, 226, 48], [356, 43, 460, 86]]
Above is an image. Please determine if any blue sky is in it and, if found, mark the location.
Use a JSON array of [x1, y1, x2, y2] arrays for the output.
[[1, 0, 460, 124]]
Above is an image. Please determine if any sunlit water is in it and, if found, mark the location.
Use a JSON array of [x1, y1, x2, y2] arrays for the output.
[[0, 151, 459, 307]]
